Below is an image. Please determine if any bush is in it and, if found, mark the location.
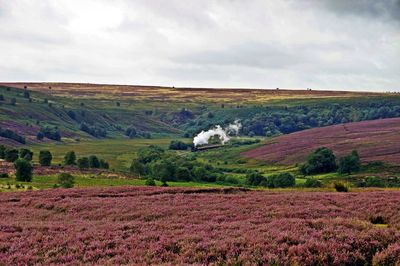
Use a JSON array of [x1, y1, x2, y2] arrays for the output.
[[39, 126, 61, 141], [246, 172, 266, 186], [89, 155, 100, 168], [338, 150, 361, 174], [0, 173, 9, 178], [137, 145, 164, 164], [192, 166, 208, 182], [10, 98, 16, 106], [39, 150, 52, 166], [304, 178, 322, 188], [365, 176, 385, 187], [36, 132, 44, 140], [130, 159, 146, 177], [175, 167, 191, 181], [169, 140, 188, 150], [145, 178, 156, 186], [300, 147, 337, 175], [19, 148, 33, 161], [64, 151, 76, 165], [77, 157, 89, 169], [99, 159, 109, 169], [225, 175, 239, 184], [334, 182, 348, 192], [5, 149, 19, 162], [14, 159, 32, 182], [268, 172, 296, 188], [58, 173, 75, 188], [125, 127, 137, 138]]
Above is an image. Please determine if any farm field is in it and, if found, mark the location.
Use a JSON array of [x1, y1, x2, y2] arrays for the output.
[[0, 187, 399, 265], [242, 117, 400, 165]]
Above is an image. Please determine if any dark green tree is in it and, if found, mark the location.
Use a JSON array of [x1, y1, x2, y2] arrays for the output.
[[19, 148, 33, 161], [89, 155, 100, 168], [64, 151, 76, 165], [39, 150, 52, 166], [130, 159, 146, 177], [175, 167, 191, 181], [77, 157, 89, 169], [338, 150, 361, 174], [267, 172, 295, 188], [246, 172, 266, 186], [14, 159, 32, 182], [5, 149, 19, 162], [300, 147, 337, 175], [137, 145, 164, 164], [99, 159, 109, 169]]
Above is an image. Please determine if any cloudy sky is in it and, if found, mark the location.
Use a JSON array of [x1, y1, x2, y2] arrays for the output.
[[0, 0, 399, 91]]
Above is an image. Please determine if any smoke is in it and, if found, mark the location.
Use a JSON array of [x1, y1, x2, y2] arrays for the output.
[[193, 120, 242, 147]]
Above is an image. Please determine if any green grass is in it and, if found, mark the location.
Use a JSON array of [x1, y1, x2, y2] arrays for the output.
[[29, 138, 188, 171], [0, 174, 230, 192]]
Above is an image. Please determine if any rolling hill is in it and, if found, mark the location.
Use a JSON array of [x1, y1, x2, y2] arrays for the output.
[[242, 117, 400, 165]]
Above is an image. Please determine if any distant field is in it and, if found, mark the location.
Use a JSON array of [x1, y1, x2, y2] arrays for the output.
[[1, 187, 399, 265], [0, 82, 383, 104], [242, 117, 400, 165], [29, 138, 181, 171]]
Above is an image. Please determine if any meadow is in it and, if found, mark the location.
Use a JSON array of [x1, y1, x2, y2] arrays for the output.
[[1, 186, 399, 265]]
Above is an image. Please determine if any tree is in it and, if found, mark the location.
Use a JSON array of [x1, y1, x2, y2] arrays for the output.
[[10, 98, 16, 106], [125, 127, 137, 138], [169, 140, 188, 150], [64, 151, 76, 165], [246, 172, 266, 186], [300, 147, 337, 175], [267, 172, 295, 188], [99, 159, 109, 169], [58, 173, 74, 188], [130, 159, 146, 177], [175, 167, 191, 181], [0, 94, 4, 101], [150, 159, 176, 182], [304, 178, 322, 188], [137, 145, 164, 164], [0, 145, 5, 159], [5, 149, 19, 162], [192, 166, 207, 182], [19, 148, 33, 161], [77, 157, 89, 169], [14, 159, 32, 182], [338, 150, 361, 174], [36, 132, 44, 140], [89, 155, 100, 168], [39, 150, 52, 166]]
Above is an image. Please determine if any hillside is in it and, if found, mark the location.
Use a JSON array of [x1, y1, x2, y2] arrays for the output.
[[242, 117, 400, 165], [1, 82, 400, 146]]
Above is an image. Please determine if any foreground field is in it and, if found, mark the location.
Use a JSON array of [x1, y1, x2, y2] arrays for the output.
[[1, 187, 399, 265], [242, 117, 400, 165]]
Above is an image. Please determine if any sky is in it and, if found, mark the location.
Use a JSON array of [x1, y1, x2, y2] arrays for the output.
[[0, 0, 399, 91]]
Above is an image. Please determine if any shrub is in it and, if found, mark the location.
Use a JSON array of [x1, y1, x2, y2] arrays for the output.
[[338, 150, 361, 174], [268, 172, 296, 188], [39, 150, 52, 166], [14, 159, 32, 182], [175, 167, 191, 181], [125, 127, 137, 138], [225, 176, 239, 184], [192, 166, 208, 182], [77, 157, 89, 169], [99, 159, 109, 169], [246, 172, 266, 186], [36, 132, 44, 140], [0, 94, 4, 101], [5, 149, 19, 162], [334, 182, 348, 192], [137, 145, 164, 164], [19, 148, 33, 161], [365, 176, 385, 187], [39, 126, 61, 141], [169, 140, 188, 150], [0, 173, 9, 178], [64, 151, 76, 165], [130, 159, 146, 177], [58, 173, 74, 188], [300, 147, 337, 175], [10, 98, 16, 106], [304, 178, 322, 188], [89, 155, 100, 168], [145, 178, 156, 186]]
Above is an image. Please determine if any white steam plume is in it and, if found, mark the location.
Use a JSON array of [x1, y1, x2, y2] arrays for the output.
[[193, 120, 242, 147]]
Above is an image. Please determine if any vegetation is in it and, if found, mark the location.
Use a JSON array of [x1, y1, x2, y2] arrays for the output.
[[57, 173, 75, 188], [39, 150, 52, 166], [14, 159, 32, 182], [64, 151, 77, 165], [300, 147, 337, 175], [338, 150, 361, 174]]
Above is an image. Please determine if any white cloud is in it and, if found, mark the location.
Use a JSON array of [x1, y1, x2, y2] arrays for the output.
[[0, 0, 399, 91]]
